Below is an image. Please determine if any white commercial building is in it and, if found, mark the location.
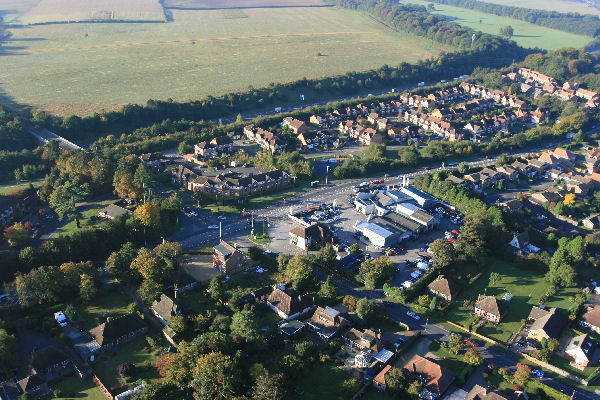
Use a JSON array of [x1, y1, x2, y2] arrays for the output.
[[353, 221, 397, 248]]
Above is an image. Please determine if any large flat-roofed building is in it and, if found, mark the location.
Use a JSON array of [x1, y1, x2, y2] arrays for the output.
[[376, 212, 423, 236], [400, 187, 440, 209], [353, 220, 398, 248]]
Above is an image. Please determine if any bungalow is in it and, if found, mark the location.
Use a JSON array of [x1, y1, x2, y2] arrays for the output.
[[266, 286, 314, 320], [343, 328, 384, 354], [307, 306, 347, 341], [474, 295, 507, 323], [564, 333, 596, 367], [526, 306, 567, 341], [579, 305, 600, 334], [428, 275, 459, 301], [98, 204, 130, 220], [89, 313, 147, 352], [402, 354, 456, 399], [213, 241, 246, 274], [289, 223, 335, 251], [151, 294, 180, 326]]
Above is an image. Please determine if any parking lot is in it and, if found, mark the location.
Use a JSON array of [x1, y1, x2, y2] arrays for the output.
[[266, 192, 464, 289]]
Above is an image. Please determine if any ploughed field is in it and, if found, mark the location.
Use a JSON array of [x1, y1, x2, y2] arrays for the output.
[[0, 5, 449, 116]]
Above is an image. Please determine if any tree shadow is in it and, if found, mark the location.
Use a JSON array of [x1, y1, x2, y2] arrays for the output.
[[513, 34, 541, 38]]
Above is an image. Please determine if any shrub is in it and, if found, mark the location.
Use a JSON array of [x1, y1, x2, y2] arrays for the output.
[[117, 362, 136, 377]]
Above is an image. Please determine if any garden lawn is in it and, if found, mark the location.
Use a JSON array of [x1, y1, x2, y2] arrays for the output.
[[53, 376, 106, 400], [55, 199, 117, 236], [105, 336, 161, 383], [177, 286, 220, 315], [446, 259, 551, 343], [79, 285, 132, 329], [295, 364, 354, 400], [0, 180, 44, 195], [92, 362, 122, 392]]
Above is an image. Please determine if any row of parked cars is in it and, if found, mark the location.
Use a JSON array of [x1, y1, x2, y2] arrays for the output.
[[434, 206, 464, 225]]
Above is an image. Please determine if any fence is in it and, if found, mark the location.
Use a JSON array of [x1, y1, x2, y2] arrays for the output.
[[519, 352, 590, 386], [92, 374, 114, 400]]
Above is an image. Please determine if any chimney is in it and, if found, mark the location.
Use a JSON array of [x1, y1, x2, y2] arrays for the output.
[[413, 363, 417, 374], [106, 317, 111, 323]]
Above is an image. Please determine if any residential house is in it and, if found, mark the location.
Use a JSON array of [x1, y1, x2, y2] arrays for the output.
[[576, 88, 599, 102], [474, 295, 507, 323], [282, 117, 309, 134], [310, 115, 325, 127], [89, 313, 148, 352], [428, 275, 459, 301], [526, 306, 567, 341], [564, 333, 596, 367], [171, 165, 199, 187], [367, 113, 379, 124], [530, 190, 565, 205], [496, 166, 518, 181], [297, 131, 318, 151], [194, 141, 217, 158], [446, 175, 466, 186], [266, 286, 314, 320], [497, 199, 524, 213], [16, 375, 51, 399], [579, 305, 600, 334], [289, 223, 335, 251], [465, 385, 510, 400], [213, 241, 246, 274], [343, 328, 384, 354], [0, 194, 40, 230], [139, 153, 162, 167], [508, 233, 541, 255], [151, 294, 180, 326], [373, 365, 394, 392], [307, 306, 347, 340], [188, 169, 291, 197], [98, 204, 131, 220], [31, 346, 71, 377], [210, 136, 234, 152], [531, 108, 549, 124], [583, 215, 600, 229], [402, 354, 456, 399]]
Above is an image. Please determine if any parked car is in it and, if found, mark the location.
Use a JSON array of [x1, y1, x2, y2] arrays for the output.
[[208, 225, 219, 229], [532, 369, 544, 378], [218, 216, 227, 220], [54, 311, 68, 327], [464, 338, 479, 347], [406, 311, 421, 320]]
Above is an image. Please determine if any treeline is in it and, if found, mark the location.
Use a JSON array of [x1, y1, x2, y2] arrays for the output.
[[31, 3, 531, 145], [429, 0, 600, 37], [519, 48, 599, 87], [0, 140, 59, 183], [337, 0, 528, 51], [0, 106, 36, 152]]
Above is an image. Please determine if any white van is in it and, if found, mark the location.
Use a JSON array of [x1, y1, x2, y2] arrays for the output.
[[54, 311, 67, 327]]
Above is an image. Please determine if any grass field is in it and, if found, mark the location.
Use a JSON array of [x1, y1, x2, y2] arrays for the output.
[[79, 285, 132, 329], [295, 364, 354, 400], [16, 0, 166, 25], [446, 259, 573, 344], [0, 6, 449, 116], [479, 0, 600, 16], [0, 180, 44, 195], [53, 376, 106, 400], [53, 199, 116, 235], [400, 0, 592, 50]]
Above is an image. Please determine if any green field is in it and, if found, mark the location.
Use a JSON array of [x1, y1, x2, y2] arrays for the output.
[[295, 364, 354, 400], [53, 376, 106, 400], [0, 6, 449, 116], [480, 0, 600, 15], [400, 0, 592, 50], [53, 199, 117, 235], [446, 259, 574, 344]]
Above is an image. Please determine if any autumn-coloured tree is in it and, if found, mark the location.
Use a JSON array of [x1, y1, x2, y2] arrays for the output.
[[192, 352, 241, 400], [114, 172, 142, 200], [3, 222, 29, 248], [130, 248, 169, 281], [79, 273, 97, 303], [563, 193, 576, 207], [134, 201, 161, 227]]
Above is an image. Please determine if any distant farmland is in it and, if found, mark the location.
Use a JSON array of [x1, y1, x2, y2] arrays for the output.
[[0, 7, 450, 116], [15, 0, 166, 25], [400, 0, 592, 50], [479, 0, 600, 16], [163, 0, 329, 8]]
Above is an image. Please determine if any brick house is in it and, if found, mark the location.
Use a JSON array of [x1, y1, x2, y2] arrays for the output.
[[373, 365, 394, 392], [474, 295, 507, 323], [307, 306, 347, 341], [213, 241, 246, 274], [343, 328, 384, 354], [564, 333, 596, 367], [579, 305, 600, 334], [282, 117, 309, 134], [89, 313, 148, 352], [289, 223, 335, 251], [402, 355, 456, 399]]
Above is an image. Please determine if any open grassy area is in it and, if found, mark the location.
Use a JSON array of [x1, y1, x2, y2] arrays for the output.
[[399, 0, 591, 50], [105, 336, 162, 383], [177, 286, 220, 315], [53, 376, 106, 400], [92, 362, 123, 393], [0, 7, 449, 116], [445, 259, 555, 344], [0, 180, 45, 195], [54, 199, 117, 236], [295, 364, 354, 400], [79, 285, 132, 329], [478, 0, 600, 15]]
